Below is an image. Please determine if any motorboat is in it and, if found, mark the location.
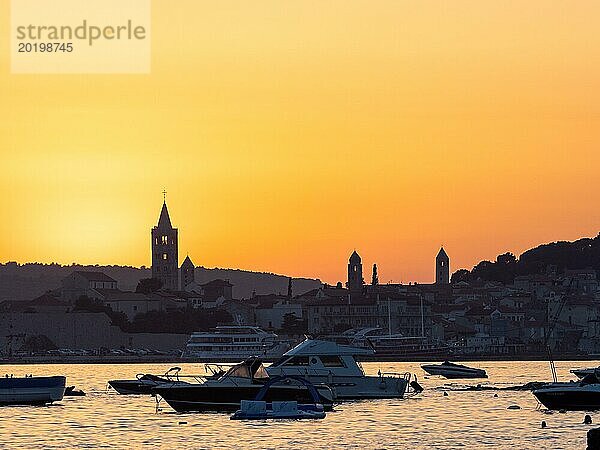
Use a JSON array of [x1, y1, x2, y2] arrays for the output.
[[230, 375, 327, 420], [0, 375, 66, 405], [182, 326, 291, 361], [533, 372, 600, 411], [266, 339, 420, 400], [108, 367, 194, 395], [153, 357, 334, 412], [64, 386, 86, 396], [570, 366, 600, 379], [421, 361, 487, 379]]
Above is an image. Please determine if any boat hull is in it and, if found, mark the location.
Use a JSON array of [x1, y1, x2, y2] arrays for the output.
[[108, 380, 157, 395], [534, 386, 600, 411], [0, 376, 66, 406], [108, 379, 188, 395], [421, 364, 487, 379], [154, 384, 334, 413], [266, 372, 408, 400]]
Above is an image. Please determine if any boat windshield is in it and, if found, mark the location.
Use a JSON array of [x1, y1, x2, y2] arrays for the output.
[[580, 372, 600, 385], [224, 358, 270, 380], [356, 360, 365, 375]]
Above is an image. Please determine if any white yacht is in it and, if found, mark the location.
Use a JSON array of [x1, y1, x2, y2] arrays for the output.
[[266, 339, 420, 400], [182, 326, 290, 361], [336, 327, 451, 358]]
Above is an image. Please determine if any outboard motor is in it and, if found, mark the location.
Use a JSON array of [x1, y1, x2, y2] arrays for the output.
[[410, 380, 424, 394]]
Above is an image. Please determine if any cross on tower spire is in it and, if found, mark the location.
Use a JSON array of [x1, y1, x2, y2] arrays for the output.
[[163, 189, 167, 203]]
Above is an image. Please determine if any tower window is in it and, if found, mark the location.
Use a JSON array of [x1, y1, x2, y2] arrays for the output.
[[161, 235, 169, 244], [163, 253, 168, 260]]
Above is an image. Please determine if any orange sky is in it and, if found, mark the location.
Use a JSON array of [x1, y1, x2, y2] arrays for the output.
[[1, 0, 599, 284]]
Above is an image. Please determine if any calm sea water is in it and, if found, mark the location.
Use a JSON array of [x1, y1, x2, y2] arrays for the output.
[[0, 360, 596, 449]]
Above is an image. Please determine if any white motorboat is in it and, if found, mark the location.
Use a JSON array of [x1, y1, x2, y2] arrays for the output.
[[266, 339, 420, 400], [421, 361, 487, 379], [182, 326, 291, 361], [0, 375, 66, 405]]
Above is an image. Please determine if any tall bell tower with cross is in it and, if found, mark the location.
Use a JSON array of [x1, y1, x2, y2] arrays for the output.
[[151, 190, 179, 290]]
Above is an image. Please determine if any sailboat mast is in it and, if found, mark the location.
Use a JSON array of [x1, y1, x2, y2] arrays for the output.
[[420, 295, 425, 337], [388, 297, 391, 336]]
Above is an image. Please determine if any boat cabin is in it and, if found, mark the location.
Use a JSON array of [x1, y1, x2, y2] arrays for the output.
[[268, 340, 373, 377]]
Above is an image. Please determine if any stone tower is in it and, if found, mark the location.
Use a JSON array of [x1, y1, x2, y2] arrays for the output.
[[180, 255, 195, 290], [435, 247, 450, 284], [151, 199, 179, 290], [347, 250, 364, 291]]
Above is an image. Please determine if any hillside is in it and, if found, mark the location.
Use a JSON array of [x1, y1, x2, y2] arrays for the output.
[[0, 262, 322, 302], [452, 233, 600, 284]]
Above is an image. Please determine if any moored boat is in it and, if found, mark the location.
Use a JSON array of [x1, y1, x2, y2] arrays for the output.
[[0, 375, 66, 406], [153, 357, 334, 412], [266, 339, 419, 399], [182, 326, 291, 362], [570, 366, 600, 379], [108, 367, 192, 395], [421, 361, 487, 379], [533, 373, 600, 411]]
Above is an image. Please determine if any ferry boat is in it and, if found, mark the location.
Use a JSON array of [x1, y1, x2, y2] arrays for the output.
[[182, 326, 291, 362], [329, 327, 452, 359]]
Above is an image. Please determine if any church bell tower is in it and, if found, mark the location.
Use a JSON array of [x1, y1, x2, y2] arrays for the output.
[[347, 250, 364, 292], [435, 247, 450, 284], [151, 193, 179, 290]]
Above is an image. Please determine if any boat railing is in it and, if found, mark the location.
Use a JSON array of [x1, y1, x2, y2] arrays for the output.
[[377, 371, 413, 381], [275, 367, 348, 377]]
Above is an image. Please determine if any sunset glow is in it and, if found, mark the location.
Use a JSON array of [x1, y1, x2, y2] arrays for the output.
[[1, 0, 599, 283]]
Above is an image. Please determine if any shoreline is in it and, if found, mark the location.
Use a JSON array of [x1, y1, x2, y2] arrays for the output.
[[1, 353, 599, 365]]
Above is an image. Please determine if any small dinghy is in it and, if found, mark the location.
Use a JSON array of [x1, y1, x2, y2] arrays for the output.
[[0, 375, 66, 406], [421, 361, 487, 379], [231, 375, 326, 420], [231, 400, 325, 420]]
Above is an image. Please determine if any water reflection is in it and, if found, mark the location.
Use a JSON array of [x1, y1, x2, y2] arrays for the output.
[[0, 361, 595, 448]]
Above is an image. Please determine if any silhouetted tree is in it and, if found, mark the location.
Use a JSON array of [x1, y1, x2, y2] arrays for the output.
[[451, 234, 600, 284], [280, 313, 306, 333], [136, 278, 163, 294], [451, 269, 470, 284], [371, 264, 379, 285], [73, 295, 129, 329]]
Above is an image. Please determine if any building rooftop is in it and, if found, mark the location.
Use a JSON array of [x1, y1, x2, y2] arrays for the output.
[[73, 271, 117, 283]]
